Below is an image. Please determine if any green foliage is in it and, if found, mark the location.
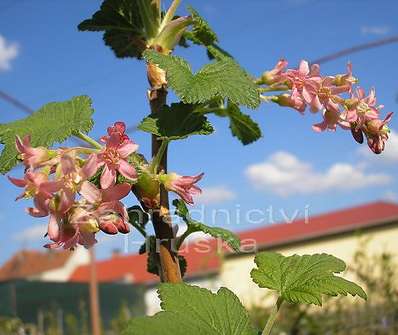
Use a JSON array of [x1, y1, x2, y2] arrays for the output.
[[123, 284, 257, 335], [251, 252, 367, 306], [138, 103, 214, 140], [0, 96, 94, 174], [78, 0, 147, 58], [249, 244, 398, 334], [127, 205, 149, 236], [173, 199, 240, 252], [183, 7, 231, 61], [138, 235, 159, 276], [143, 50, 260, 108], [185, 6, 218, 46], [216, 101, 262, 145], [206, 44, 234, 61]]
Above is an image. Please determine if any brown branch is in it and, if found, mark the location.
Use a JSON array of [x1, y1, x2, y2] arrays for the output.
[[147, 61, 182, 283]]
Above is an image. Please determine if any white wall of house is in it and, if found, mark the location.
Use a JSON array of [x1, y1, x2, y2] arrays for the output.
[[36, 247, 90, 282], [220, 224, 398, 308]]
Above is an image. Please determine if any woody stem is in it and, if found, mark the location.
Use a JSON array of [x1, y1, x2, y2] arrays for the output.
[[147, 63, 182, 284]]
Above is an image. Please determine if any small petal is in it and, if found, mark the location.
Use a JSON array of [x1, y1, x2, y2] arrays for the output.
[[118, 142, 139, 158], [101, 183, 131, 202], [118, 160, 137, 180], [81, 154, 99, 179], [100, 165, 116, 189], [48, 215, 60, 240], [80, 181, 102, 204], [8, 176, 27, 188]]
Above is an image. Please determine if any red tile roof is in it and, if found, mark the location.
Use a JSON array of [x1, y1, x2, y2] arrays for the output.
[[70, 243, 222, 284], [0, 249, 72, 281], [239, 201, 398, 249], [69, 201, 398, 284]]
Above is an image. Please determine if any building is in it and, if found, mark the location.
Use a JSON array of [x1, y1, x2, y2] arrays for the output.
[[0, 247, 89, 282], [69, 201, 398, 314]]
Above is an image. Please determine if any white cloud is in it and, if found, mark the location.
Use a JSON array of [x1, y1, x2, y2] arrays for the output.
[[361, 25, 390, 36], [0, 34, 19, 71], [245, 151, 391, 197], [13, 223, 47, 242], [194, 186, 236, 205], [383, 191, 398, 202], [358, 129, 398, 163]]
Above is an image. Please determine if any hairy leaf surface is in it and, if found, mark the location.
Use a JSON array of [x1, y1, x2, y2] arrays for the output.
[[0, 96, 94, 174]]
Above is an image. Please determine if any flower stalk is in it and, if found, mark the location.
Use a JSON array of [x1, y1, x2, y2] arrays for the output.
[[74, 131, 103, 149], [262, 297, 284, 335]]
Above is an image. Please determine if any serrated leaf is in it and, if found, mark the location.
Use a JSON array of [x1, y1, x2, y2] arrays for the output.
[[128, 205, 149, 236], [185, 6, 218, 46], [78, 0, 147, 58], [224, 102, 262, 145], [206, 44, 234, 61], [0, 96, 94, 174], [251, 252, 367, 306], [143, 50, 260, 108], [138, 103, 214, 140], [173, 199, 240, 252], [123, 284, 257, 335]]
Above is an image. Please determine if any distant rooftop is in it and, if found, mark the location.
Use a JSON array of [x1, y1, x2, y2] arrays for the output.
[[0, 249, 72, 281]]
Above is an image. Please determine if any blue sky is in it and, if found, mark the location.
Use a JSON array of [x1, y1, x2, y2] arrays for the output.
[[0, 0, 397, 264]]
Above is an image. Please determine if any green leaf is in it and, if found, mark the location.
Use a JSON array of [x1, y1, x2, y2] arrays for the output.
[[128, 205, 149, 236], [143, 50, 260, 108], [138, 103, 214, 140], [224, 102, 262, 145], [206, 44, 234, 61], [78, 0, 147, 58], [185, 6, 218, 46], [0, 96, 94, 174], [173, 199, 240, 252], [251, 252, 367, 306], [123, 284, 257, 335]]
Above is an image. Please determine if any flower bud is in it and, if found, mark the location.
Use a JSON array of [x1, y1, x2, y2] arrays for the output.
[[133, 170, 160, 209], [159, 172, 204, 205]]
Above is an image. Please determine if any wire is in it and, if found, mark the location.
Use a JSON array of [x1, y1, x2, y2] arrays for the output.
[[0, 90, 34, 115], [311, 35, 398, 65]]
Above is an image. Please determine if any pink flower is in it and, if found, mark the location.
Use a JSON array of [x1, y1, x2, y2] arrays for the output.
[[15, 135, 51, 168], [262, 59, 288, 85], [79, 181, 131, 234], [312, 109, 349, 132], [44, 213, 98, 250], [8, 170, 57, 203], [363, 112, 393, 154], [161, 173, 204, 205], [345, 88, 381, 129], [282, 60, 322, 109], [52, 153, 83, 214], [308, 77, 348, 113], [274, 93, 306, 113], [333, 63, 357, 90], [94, 128, 138, 189], [100, 121, 130, 144]]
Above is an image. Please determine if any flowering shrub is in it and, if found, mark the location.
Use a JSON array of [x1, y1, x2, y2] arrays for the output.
[[1, 0, 394, 334]]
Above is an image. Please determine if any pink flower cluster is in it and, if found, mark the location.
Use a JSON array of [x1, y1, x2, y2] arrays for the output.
[[9, 122, 204, 249], [266, 60, 393, 154]]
